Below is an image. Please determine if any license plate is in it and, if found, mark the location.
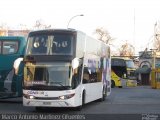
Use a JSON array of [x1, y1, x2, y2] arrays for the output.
[[43, 102, 51, 105]]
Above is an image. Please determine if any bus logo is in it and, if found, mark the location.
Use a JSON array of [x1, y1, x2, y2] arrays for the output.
[[27, 91, 44, 95], [44, 92, 48, 96]]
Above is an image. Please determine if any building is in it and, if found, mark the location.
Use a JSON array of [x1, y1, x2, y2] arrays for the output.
[[136, 51, 160, 85], [0, 29, 30, 37], [0, 30, 8, 36], [8, 30, 30, 37]]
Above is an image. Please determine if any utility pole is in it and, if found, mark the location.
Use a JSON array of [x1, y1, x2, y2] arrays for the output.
[[133, 8, 136, 54]]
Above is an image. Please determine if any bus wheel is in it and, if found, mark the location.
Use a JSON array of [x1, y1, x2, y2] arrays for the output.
[[111, 80, 115, 88], [102, 87, 107, 101], [98, 87, 107, 102], [76, 91, 85, 111]]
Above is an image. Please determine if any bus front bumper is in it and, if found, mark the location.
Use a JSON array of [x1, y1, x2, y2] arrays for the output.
[[23, 97, 76, 107]]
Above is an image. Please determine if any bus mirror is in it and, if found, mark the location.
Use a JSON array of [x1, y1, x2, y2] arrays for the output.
[[13, 57, 23, 75], [88, 69, 91, 74], [72, 58, 79, 69]]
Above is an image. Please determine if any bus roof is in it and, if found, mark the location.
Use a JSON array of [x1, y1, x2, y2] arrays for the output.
[[111, 57, 132, 60], [28, 29, 109, 46], [0, 36, 25, 41], [28, 29, 85, 36]]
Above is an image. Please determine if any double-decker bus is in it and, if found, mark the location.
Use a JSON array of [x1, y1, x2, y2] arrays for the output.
[[22, 29, 111, 110], [0, 36, 26, 98], [111, 57, 136, 88]]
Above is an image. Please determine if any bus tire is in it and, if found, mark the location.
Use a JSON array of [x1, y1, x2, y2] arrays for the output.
[[98, 87, 107, 102], [103, 87, 107, 101], [76, 91, 85, 111], [111, 80, 115, 88]]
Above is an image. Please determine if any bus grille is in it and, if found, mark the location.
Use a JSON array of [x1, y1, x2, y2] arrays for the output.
[[34, 97, 59, 100]]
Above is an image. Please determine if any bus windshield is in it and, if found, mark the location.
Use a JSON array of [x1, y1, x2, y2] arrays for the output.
[[26, 33, 73, 55], [126, 60, 135, 69], [24, 62, 72, 90]]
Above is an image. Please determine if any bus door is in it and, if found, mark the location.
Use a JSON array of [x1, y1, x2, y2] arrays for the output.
[[0, 39, 23, 98]]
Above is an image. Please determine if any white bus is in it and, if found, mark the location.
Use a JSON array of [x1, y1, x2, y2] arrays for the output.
[[22, 29, 111, 110]]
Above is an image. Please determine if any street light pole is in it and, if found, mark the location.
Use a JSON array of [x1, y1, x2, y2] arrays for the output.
[[67, 14, 84, 29]]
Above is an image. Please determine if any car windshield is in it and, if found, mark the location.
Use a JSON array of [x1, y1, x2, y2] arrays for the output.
[[26, 34, 74, 55]]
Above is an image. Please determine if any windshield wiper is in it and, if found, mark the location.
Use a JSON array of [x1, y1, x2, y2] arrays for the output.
[[50, 82, 69, 89]]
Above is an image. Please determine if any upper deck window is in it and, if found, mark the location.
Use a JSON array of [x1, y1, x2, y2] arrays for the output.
[[126, 60, 135, 68], [111, 59, 126, 67], [26, 33, 74, 55], [2, 41, 19, 54]]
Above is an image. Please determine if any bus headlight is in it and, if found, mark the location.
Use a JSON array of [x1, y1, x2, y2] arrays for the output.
[[59, 93, 75, 100], [29, 96, 35, 99], [23, 94, 35, 99]]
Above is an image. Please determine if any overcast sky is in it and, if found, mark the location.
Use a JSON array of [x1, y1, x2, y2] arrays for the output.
[[1, 0, 160, 54]]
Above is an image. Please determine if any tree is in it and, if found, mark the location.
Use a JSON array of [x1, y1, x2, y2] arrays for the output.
[[119, 41, 135, 56], [33, 19, 51, 30], [94, 27, 113, 44], [0, 23, 8, 36]]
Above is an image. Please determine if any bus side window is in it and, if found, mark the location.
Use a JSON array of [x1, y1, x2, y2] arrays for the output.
[[83, 68, 89, 84], [89, 72, 97, 83], [72, 66, 82, 88], [97, 69, 102, 82]]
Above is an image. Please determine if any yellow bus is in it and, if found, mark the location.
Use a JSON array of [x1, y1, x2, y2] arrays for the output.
[[111, 70, 122, 88], [111, 57, 136, 88]]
